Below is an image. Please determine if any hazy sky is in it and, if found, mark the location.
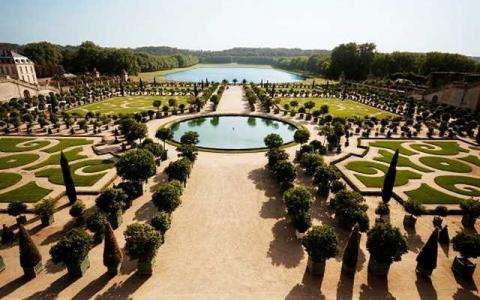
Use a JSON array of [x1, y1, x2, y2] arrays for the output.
[[1, 0, 479, 55]]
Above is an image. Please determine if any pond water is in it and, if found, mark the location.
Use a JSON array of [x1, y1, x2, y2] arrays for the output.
[[170, 115, 297, 150], [165, 66, 304, 83]]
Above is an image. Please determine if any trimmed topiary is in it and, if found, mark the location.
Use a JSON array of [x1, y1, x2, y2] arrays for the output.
[[103, 222, 122, 276], [61, 151, 77, 204], [283, 186, 312, 217], [302, 225, 338, 275], [416, 228, 439, 276], [95, 188, 127, 229], [115, 181, 143, 208], [1, 224, 14, 244], [342, 224, 361, 275], [18, 225, 43, 278], [50, 228, 93, 277], [459, 199, 480, 228], [152, 182, 182, 213], [330, 190, 369, 232], [452, 230, 480, 278], [264, 133, 283, 149], [165, 158, 192, 185], [86, 212, 107, 244], [151, 212, 172, 235], [34, 198, 57, 226], [124, 223, 163, 275]]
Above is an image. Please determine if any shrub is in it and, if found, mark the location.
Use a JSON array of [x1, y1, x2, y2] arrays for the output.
[[180, 131, 199, 145], [124, 223, 163, 260], [460, 199, 480, 228], [18, 225, 42, 269], [292, 211, 312, 233], [264, 133, 283, 149], [115, 181, 143, 203], [302, 225, 338, 262], [294, 128, 310, 144], [266, 148, 289, 169], [95, 188, 127, 214], [366, 222, 407, 265], [116, 148, 156, 183], [151, 212, 172, 234], [34, 198, 57, 218], [330, 180, 346, 194], [330, 190, 369, 232], [299, 152, 324, 176], [452, 231, 480, 259], [177, 144, 198, 162], [69, 200, 86, 218], [283, 186, 312, 216], [7, 201, 27, 217], [50, 228, 93, 265], [313, 165, 339, 196], [273, 160, 296, 189], [404, 199, 425, 216], [86, 212, 107, 237], [152, 182, 182, 213], [165, 158, 192, 184], [375, 202, 390, 216]]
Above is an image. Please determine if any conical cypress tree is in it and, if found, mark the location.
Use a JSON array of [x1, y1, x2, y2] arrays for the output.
[[60, 151, 77, 204], [381, 149, 399, 204], [103, 222, 122, 276], [342, 224, 361, 274], [416, 228, 439, 275], [18, 225, 43, 277]]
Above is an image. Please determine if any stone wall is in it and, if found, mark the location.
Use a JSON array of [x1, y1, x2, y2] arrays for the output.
[[423, 83, 480, 111], [0, 79, 54, 102]]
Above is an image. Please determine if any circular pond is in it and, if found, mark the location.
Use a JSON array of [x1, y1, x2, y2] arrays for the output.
[[170, 115, 297, 150]]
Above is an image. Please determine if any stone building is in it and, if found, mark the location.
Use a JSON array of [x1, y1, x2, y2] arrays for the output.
[[0, 50, 38, 85]]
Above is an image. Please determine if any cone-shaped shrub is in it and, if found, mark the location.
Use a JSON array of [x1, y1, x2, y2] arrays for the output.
[[18, 225, 43, 277], [439, 225, 450, 245], [103, 222, 122, 276], [381, 149, 399, 204], [416, 228, 439, 275], [60, 151, 77, 204], [342, 224, 361, 273]]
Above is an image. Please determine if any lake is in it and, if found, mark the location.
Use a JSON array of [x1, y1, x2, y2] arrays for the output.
[[165, 65, 304, 83]]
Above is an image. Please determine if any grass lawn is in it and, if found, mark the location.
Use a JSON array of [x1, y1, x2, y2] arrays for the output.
[[0, 138, 50, 153], [0, 153, 40, 169], [373, 149, 431, 172], [26, 147, 87, 170], [69, 95, 189, 117], [369, 141, 416, 156], [459, 155, 480, 167], [42, 138, 93, 154], [35, 159, 114, 186], [345, 160, 422, 187], [0, 181, 51, 203], [410, 141, 469, 155], [434, 176, 480, 197], [0, 173, 22, 190], [278, 97, 396, 119], [418, 156, 472, 173], [405, 184, 465, 205]]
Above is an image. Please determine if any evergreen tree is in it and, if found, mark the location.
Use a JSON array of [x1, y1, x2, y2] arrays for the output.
[[439, 225, 450, 245], [60, 151, 77, 204], [342, 224, 361, 273], [476, 126, 480, 145], [416, 228, 439, 275], [18, 225, 43, 277], [381, 149, 399, 204], [103, 222, 122, 275]]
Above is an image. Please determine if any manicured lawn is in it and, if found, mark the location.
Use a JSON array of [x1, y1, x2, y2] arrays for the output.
[[0, 153, 40, 169], [405, 184, 465, 205], [278, 97, 396, 119], [410, 141, 469, 155], [369, 141, 416, 156], [0, 173, 22, 190], [418, 156, 472, 173], [26, 147, 87, 170], [434, 176, 480, 197], [345, 160, 422, 187], [0, 138, 50, 153], [42, 138, 93, 153], [373, 149, 431, 172], [0, 181, 51, 203], [35, 159, 114, 186], [459, 155, 480, 167], [69, 95, 189, 117]]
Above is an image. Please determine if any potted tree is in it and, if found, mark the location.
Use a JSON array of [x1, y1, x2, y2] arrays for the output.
[[403, 199, 425, 229], [124, 223, 163, 275], [116, 148, 156, 190], [342, 224, 361, 275], [18, 225, 43, 278], [155, 127, 172, 160], [50, 228, 93, 277], [283, 186, 312, 221], [416, 228, 439, 276], [115, 181, 143, 208], [313, 165, 339, 197], [459, 199, 480, 228], [451, 230, 480, 278], [86, 212, 107, 244], [95, 188, 127, 229], [103, 222, 122, 276], [1, 224, 15, 244], [151, 212, 172, 235], [366, 222, 407, 276], [34, 198, 57, 226], [152, 182, 183, 213], [165, 158, 192, 185], [292, 210, 312, 239], [69, 200, 86, 226], [302, 225, 338, 275], [330, 190, 369, 232], [7, 201, 27, 225]]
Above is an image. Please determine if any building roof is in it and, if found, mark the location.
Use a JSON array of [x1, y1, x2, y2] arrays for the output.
[[0, 49, 33, 64]]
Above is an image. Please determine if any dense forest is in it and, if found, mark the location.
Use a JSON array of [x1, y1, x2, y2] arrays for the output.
[[1, 41, 479, 83]]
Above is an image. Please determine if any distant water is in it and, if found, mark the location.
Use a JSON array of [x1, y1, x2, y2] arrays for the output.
[[165, 66, 304, 83], [171, 115, 297, 149]]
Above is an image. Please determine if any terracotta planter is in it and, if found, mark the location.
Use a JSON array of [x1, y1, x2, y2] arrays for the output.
[[137, 256, 155, 276], [452, 256, 476, 278], [307, 257, 326, 276], [41, 215, 54, 226], [23, 261, 43, 278], [66, 256, 90, 277], [368, 258, 391, 276]]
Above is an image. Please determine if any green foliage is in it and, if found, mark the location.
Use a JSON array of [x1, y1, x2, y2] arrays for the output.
[[18, 225, 42, 268], [294, 128, 310, 144], [264, 133, 283, 149], [34, 198, 57, 217], [95, 188, 127, 214], [180, 131, 199, 145], [165, 158, 192, 183], [404, 199, 425, 216], [86, 212, 107, 235], [116, 148, 156, 183], [124, 223, 163, 260], [176, 144, 198, 162], [266, 148, 289, 169], [460, 199, 480, 219], [416, 228, 439, 271], [69, 200, 86, 218], [330, 190, 369, 232], [381, 149, 399, 204], [151, 212, 172, 234], [103, 222, 122, 270], [299, 152, 324, 176], [7, 200, 27, 216], [302, 225, 338, 262], [50, 228, 93, 264], [272, 160, 296, 188], [292, 211, 312, 233], [366, 223, 408, 265], [152, 182, 182, 213], [60, 151, 77, 203], [452, 231, 480, 259], [283, 186, 312, 216]]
